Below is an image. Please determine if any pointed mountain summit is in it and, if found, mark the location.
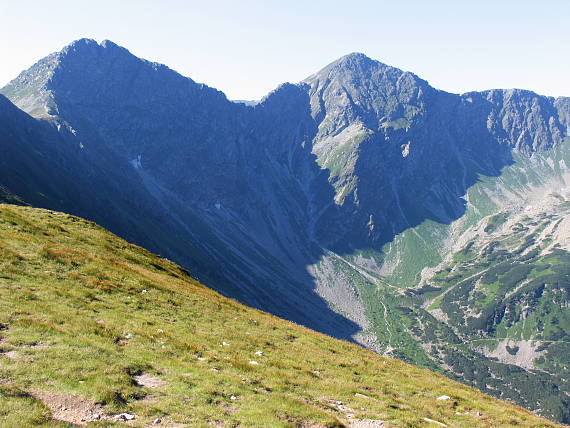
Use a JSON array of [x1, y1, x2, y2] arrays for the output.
[[304, 51, 434, 147], [2, 39, 112, 116], [305, 52, 380, 79], [305, 51, 430, 94], [2, 38, 230, 126]]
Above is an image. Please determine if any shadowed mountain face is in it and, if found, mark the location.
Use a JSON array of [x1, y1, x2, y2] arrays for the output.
[[0, 40, 362, 340], [304, 54, 566, 251], [2, 39, 570, 422]]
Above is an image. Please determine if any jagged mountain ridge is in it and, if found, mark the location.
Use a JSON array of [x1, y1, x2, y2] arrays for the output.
[[1, 39, 570, 422]]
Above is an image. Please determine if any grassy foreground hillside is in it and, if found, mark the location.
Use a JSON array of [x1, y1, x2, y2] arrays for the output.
[[0, 205, 559, 427]]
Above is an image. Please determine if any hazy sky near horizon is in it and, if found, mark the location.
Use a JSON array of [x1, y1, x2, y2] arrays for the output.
[[1, 1, 568, 100]]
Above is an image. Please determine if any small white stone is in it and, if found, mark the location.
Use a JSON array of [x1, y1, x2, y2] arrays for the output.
[[115, 413, 136, 421], [248, 360, 259, 365], [254, 350, 263, 356], [422, 417, 447, 426], [436, 395, 451, 401], [230, 395, 238, 400]]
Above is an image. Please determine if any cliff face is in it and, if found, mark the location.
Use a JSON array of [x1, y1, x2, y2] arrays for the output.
[[2, 39, 570, 422]]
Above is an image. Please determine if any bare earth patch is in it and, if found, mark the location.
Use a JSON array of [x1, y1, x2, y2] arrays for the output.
[[134, 372, 167, 389], [0, 327, 9, 346], [319, 398, 385, 427], [32, 391, 106, 426], [1, 341, 50, 361], [349, 419, 385, 428], [479, 339, 545, 370], [2, 350, 20, 360], [25, 341, 51, 350]]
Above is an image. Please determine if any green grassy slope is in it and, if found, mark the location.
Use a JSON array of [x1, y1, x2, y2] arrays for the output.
[[319, 139, 570, 423], [0, 205, 559, 427]]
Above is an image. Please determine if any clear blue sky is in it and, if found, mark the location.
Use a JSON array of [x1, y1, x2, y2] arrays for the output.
[[1, 0, 568, 100]]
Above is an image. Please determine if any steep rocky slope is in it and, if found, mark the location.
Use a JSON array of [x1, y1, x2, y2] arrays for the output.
[[1, 39, 569, 422]]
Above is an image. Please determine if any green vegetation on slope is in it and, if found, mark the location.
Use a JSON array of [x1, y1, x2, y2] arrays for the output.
[[0, 205, 558, 427], [404, 185, 570, 423], [335, 139, 570, 423]]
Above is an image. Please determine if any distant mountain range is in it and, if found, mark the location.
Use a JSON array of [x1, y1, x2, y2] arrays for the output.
[[1, 39, 569, 423]]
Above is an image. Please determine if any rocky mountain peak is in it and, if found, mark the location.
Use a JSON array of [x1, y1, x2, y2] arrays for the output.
[[479, 88, 567, 152], [304, 52, 432, 142], [60, 37, 99, 53], [57, 38, 133, 61], [0, 39, 138, 118], [326, 52, 376, 71], [305, 52, 400, 88]]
